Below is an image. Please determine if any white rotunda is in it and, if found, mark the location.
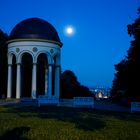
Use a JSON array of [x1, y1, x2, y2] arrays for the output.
[[7, 18, 62, 102]]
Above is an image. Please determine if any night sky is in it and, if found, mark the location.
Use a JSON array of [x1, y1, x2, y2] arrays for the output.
[[0, 0, 138, 87]]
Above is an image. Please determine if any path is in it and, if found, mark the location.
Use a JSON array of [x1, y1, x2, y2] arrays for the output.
[[0, 99, 131, 112]]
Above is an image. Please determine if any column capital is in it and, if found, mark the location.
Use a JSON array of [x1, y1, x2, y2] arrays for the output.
[[16, 63, 21, 65], [8, 64, 12, 66], [48, 64, 53, 66], [54, 65, 60, 68]]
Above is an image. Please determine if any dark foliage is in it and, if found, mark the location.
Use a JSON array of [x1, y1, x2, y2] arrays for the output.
[[0, 29, 8, 98], [111, 8, 140, 105], [60, 70, 93, 99]]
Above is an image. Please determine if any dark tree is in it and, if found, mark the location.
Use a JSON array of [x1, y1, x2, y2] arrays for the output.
[[0, 29, 8, 98], [111, 8, 140, 104], [60, 70, 93, 99]]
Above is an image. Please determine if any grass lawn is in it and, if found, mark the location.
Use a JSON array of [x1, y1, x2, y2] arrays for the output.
[[0, 105, 140, 140]]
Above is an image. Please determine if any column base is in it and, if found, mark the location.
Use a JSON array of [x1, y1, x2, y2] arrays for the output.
[[32, 91, 36, 99]]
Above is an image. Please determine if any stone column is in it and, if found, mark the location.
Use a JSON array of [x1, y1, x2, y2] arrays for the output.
[[48, 64, 52, 98], [31, 63, 37, 99], [54, 65, 60, 98], [16, 63, 21, 99], [7, 64, 12, 98], [45, 66, 48, 96]]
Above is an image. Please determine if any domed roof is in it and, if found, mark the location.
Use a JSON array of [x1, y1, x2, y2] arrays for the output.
[[9, 18, 62, 47]]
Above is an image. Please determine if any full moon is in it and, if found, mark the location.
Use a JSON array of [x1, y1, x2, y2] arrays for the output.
[[64, 26, 75, 36], [66, 27, 73, 34]]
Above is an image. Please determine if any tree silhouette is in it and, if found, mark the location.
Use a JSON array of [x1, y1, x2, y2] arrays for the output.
[[111, 8, 140, 105], [0, 29, 8, 98], [60, 70, 93, 99]]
